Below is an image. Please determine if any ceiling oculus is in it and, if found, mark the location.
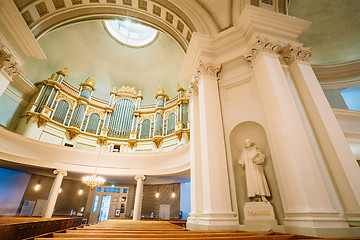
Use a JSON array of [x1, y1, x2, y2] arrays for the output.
[[104, 19, 158, 48]]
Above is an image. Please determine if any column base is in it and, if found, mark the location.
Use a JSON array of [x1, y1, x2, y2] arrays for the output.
[[239, 220, 285, 232], [284, 226, 360, 238], [284, 211, 349, 228], [186, 212, 239, 230]]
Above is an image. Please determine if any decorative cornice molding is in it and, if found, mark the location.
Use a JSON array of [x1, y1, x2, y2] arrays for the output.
[[245, 36, 279, 62], [313, 59, 360, 90]]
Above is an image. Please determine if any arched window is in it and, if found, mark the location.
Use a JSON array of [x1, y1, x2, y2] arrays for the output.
[[86, 113, 100, 134], [70, 104, 85, 128], [108, 99, 134, 138], [52, 100, 69, 124], [167, 113, 176, 135], [154, 113, 163, 136], [140, 119, 151, 139], [80, 89, 91, 99]]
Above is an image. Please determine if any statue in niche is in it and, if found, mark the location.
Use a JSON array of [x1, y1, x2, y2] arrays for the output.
[[239, 138, 271, 202]]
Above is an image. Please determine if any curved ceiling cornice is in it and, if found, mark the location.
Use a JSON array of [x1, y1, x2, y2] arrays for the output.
[[15, 0, 204, 52]]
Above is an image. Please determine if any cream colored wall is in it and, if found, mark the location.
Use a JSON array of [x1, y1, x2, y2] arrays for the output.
[[218, 58, 284, 224], [283, 66, 346, 218]]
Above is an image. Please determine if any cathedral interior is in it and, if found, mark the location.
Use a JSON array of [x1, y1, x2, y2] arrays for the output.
[[0, 0, 359, 238]]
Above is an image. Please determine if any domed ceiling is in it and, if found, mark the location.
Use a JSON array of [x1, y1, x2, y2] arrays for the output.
[[289, 0, 360, 65], [22, 20, 186, 104]]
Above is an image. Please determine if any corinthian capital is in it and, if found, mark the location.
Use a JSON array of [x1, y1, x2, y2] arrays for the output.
[[279, 44, 311, 65], [187, 76, 199, 97], [0, 48, 23, 78], [245, 36, 280, 62], [196, 60, 221, 78]]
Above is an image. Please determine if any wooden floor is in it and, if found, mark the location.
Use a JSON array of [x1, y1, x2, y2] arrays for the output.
[[32, 219, 344, 240]]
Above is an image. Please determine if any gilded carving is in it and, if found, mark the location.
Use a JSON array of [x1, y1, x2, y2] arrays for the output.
[[139, 115, 154, 124], [279, 44, 312, 65], [245, 36, 279, 62], [66, 127, 80, 140], [152, 136, 163, 148], [87, 107, 105, 119], [26, 113, 33, 124], [97, 136, 108, 146], [111, 85, 142, 100], [37, 115, 49, 128], [56, 93, 75, 109], [80, 76, 95, 91], [165, 108, 177, 120], [128, 139, 137, 149]]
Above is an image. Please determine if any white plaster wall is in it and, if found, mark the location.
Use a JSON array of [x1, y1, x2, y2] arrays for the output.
[[283, 66, 346, 218], [218, 58, 285, 224], [0, 93, 24, 129]]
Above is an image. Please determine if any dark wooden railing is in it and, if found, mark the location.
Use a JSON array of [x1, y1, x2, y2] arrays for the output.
[[0, 217, 83, 240]]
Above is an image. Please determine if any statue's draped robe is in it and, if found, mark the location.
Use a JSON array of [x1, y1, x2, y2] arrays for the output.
[[239, 146, 270, 198]]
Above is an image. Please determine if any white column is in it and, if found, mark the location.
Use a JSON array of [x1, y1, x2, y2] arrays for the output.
[[0, 69, 12, 97], [247, 38, 347, 229], [195, 60, 238, 228], [187, 80, 203, 225], [42, 169, 67, 218], [133, 175, 145, 221], [286, 49, 360, 221]]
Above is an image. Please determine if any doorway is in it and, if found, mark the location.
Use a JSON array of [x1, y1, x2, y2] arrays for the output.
[[98, 195, 111, 222]]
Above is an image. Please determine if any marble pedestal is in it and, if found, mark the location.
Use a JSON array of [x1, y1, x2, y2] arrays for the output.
[[241, 201, 284, 232]]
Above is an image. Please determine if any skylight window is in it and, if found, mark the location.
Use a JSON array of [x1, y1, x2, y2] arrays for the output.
[[104, 19, 158, 48]]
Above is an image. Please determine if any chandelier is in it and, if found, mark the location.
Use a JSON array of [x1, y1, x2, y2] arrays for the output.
[[82, 146, 106, 188]]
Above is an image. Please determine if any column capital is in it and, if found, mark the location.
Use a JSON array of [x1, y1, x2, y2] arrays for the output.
[[134, 175, 146, 181], [196, 60, 221, 78], [187, 76, 199, 98], [245, 36, 280, 63], [53, 169, 67, 176], [279, 44, 312, 65], [0, 48, 23, 78]]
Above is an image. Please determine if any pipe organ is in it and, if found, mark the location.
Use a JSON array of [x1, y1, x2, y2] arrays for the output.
[[20, 68, 190, 152]]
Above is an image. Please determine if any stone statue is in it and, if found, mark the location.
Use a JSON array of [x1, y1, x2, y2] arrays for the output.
[[239, 139, 270, 202]]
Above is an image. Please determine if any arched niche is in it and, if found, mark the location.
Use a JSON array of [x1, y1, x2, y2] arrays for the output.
[[229, 121, 284, 225]]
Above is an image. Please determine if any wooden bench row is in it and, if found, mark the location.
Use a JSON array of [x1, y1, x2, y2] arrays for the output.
[[0, 217, 83, 240]]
